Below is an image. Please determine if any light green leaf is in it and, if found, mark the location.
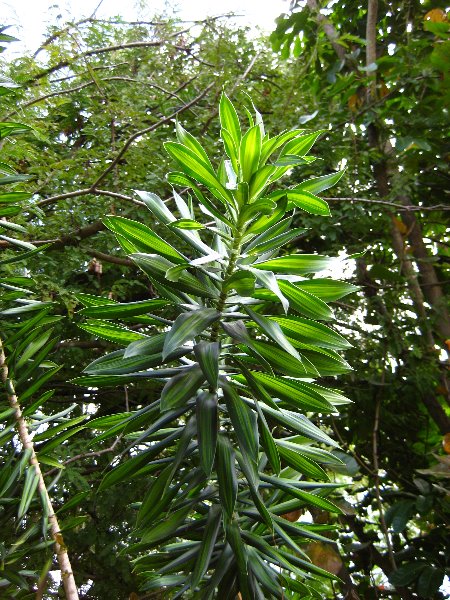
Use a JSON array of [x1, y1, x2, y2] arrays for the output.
[[255, 254, 335, 275], [104, 216, 184, 262], [239, 125, 262, 184], [278, 281, 334, 320], [79, 299, 168, 319], [219, 93, 242, 147]]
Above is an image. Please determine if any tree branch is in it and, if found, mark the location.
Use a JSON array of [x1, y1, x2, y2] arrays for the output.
[[90, 82, 214, 189]]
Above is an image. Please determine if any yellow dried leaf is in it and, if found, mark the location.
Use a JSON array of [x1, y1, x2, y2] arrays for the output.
[[443, 433, 450, 454], [308, 542, 343, 575], [424, 8, 447, 22], [393, 217, 408, 234]]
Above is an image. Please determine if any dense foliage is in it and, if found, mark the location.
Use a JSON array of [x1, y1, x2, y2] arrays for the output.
[[0, 2, 449, 598]]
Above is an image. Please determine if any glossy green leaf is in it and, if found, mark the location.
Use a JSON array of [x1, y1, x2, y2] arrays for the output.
[[104, 215, 184, 262], [170, 218, 205, 230], [239, 125, 262, 183], [223, 382, 259, 466], [78, 320, 147, 345], [260, 404, 338, 447], [165, 142, 230, 204], [18, 467, 39, 520], [270, 315, 351, 349], [196, 392, 218, 476], [295, 278, 359, 301], [163, 309, 220, 359], [276, 444, 328, 479], [79, 299, 168, 319], [223, 270, 256, 297], [255, 254, 335, 275], [216, 435, 237, 518], [160, 365, 205, 412], [219, 93, 242, 147], [191, 504, 222, 588], [176, 121, 214, 170], [246, 306, 302, 361], [295, 169, 346, 195], [131, 253, 216, 298], [194, 342, 220, 389], [286, 189, 330, 216], [249, 372, 334, 413], [279, 130, 326, 158], [278, 281, 334, 320]]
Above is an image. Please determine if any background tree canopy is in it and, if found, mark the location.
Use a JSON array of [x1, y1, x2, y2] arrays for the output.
[[0, 1, 448, 598]]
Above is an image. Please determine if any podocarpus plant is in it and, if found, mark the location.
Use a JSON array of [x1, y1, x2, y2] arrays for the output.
[[75, 94, 357, 598]]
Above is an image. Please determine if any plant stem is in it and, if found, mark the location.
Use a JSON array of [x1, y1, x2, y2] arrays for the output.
[[210, 220, 245, 342], [0, 339, 79, 600]]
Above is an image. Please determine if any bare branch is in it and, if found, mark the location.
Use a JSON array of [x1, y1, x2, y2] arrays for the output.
[[325, 197, 450, 212]]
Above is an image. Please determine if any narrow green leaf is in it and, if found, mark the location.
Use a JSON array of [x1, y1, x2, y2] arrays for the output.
[[220, 93, 242, 147], [170, 218, 205, 230], [262, 404, 338, 446], [279, 130, 326, 158], [194, 342, 220, 389], [160, 365, 205, 412], [249, 371, 334, 413], [18, 467, 39, 519], [255, 254, 335, 275], [175, 121, 214, 170], [191, 504, 222, 588], [239, 125, 262, 183], [269, 314, 351, 349], [223, 270, 256, 297], [37, 425, 85, 455], [247, 267, 289, 313], [196, 392, 218, 476], [286, 189, 330, 216], [131, 253, 217, 298], [0, 244, 51, 266], [163, 309, 220, 359], [104, 215, 184, 262], [295, 169, 345, 195], [78, 320, 147, 345], [223, 382, 259, 465], [165, 142, 231, 204], [217, 435, 238, 518], [246, 306, 302, 361], [276, 444, 328, 479], [79, 299, 168, 319], [278, 281, 334, 320], [295, 278, 359, 301]]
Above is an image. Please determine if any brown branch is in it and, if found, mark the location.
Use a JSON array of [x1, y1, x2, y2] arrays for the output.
[[36, 188, 144, 209], [44, 437, 122, 478], [86, 249, 133, 266], [0, 340, 79, 600], [324, 197, 450, 212], [26, 32, 214, 86]]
